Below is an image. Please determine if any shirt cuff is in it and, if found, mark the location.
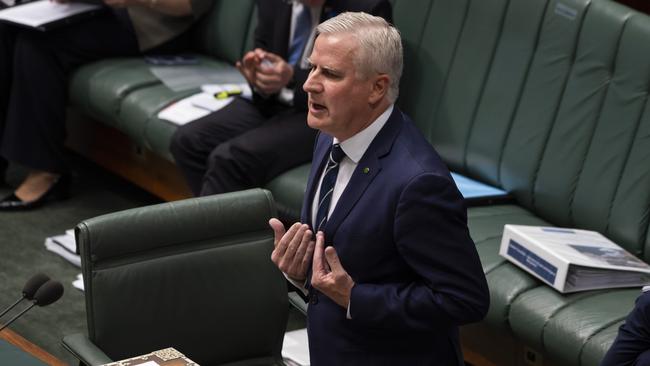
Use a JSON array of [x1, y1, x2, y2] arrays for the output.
[[283, 272, 309, 296], [346, 300, 352, 319]]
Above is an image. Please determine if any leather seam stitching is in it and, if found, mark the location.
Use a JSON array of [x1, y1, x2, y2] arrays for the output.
[[530, 0, 593, 212], [567, 12, 632, 227], [497, 0, 552, 188], [462, 0, 512, 173]]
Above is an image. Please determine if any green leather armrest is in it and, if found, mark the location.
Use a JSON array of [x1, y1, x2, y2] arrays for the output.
[[288, 292, 308, 316], [61, 333, 112, 366]]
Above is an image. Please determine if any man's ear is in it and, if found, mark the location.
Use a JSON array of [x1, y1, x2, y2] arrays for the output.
[[368, 74, 390, 104]]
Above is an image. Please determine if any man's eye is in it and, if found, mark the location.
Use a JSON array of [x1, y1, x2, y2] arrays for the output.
[[323, 70, 340, 79]]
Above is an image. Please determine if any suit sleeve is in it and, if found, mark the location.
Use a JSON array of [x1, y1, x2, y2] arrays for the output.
[[601, 292, 650, 366], [349, 173, 490, 331], [253, 0, 276, 50]]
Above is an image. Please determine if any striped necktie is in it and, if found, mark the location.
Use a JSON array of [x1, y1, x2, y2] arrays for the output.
[[314, 144, 346, 232], [288, 6, 312, 65]]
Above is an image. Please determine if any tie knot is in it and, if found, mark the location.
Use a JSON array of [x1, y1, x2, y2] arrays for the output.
[[330, 144, 346, 164]]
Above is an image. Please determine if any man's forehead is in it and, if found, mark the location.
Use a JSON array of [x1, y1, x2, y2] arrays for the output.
[[311, 34, 356, 63]]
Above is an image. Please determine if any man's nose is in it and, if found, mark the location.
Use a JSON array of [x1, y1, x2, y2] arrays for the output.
[[303, 75, 321, 93]]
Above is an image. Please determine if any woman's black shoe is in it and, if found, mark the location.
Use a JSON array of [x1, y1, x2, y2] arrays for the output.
[[0, 175, 70, 211]]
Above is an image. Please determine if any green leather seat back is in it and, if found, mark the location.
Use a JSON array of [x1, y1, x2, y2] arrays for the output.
[[464, 0, 548, 187], [192, 0, 256, 63], [498, 0, 590, 209], [390, 0, 434, 116], [498, 0, 650, 255], [554, 6, 650, 257], [404, 0, 471, 142], [77, 189, 288, 365]]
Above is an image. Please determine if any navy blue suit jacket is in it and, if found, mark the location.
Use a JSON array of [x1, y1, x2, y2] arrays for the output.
[[602, 291, 650, 366], [301, 107, 490, 365]]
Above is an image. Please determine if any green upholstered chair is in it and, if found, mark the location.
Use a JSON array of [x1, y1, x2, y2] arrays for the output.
[[61, 189, 288, 366]]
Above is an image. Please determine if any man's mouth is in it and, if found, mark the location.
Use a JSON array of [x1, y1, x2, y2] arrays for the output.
[[310, 101, 327, 112]]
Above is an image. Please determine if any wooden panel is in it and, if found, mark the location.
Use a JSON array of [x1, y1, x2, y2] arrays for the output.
[[1, 328, 66, 366], [65, 110, 192, 202]]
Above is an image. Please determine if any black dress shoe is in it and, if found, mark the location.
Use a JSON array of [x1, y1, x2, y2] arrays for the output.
[[0, 175, 70, 211]]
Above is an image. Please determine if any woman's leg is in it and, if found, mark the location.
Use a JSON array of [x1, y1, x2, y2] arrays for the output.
[[0, 11, 139, 206]]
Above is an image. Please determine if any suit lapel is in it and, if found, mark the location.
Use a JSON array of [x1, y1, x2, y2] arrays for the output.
[[324, 108, 404, 239]]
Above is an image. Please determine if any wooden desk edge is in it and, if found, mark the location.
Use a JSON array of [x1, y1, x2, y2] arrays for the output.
[[1, 328, 66, 366]]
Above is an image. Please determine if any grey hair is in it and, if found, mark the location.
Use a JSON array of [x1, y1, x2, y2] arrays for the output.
[[316, 12, 403, 103]]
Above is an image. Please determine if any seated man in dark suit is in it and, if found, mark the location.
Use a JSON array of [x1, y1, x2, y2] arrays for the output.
[[170, 0, 391, 197], [269, 12, 490, 365], [601, 289, 650, 366]]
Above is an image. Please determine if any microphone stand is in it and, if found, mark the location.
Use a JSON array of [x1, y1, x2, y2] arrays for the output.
[[0, 303, 36, 332], [0, 297, 23, 318]]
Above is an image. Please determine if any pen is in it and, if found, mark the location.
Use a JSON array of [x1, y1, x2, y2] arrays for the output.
[[214, 89, 242, 99]]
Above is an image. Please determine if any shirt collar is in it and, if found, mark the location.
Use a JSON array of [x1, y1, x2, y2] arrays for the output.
[[333, 104, 394, 163]]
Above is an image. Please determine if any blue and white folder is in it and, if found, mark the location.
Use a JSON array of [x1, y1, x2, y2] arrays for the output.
[[499, 225, 650, 293]]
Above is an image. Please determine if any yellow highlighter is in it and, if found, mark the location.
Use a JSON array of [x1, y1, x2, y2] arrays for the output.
[[214, 89, 243, 99]]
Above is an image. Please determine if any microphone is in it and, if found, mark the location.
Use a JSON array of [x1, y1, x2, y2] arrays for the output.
[[0, 280, 64, 332], [0, 273, 50, 318]]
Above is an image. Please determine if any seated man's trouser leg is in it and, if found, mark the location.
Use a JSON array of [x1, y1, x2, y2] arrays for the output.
[[0, 12, 139, 173], [171, 97, 317, 196], [601, 292, 650, 366]]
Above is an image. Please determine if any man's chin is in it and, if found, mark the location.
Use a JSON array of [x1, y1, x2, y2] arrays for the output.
[[307, 116, 324, 130]]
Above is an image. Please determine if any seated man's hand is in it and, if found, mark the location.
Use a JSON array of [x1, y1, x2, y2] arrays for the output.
[[236, 49, 261, 87], [311, 232, 355, 309], [270, 218, 315, 282], [253, 51, 294, 95]]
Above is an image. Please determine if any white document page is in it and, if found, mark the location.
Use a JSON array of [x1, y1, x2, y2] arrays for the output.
[[282, 328, 310, 366], [0, 0, 101, 28]]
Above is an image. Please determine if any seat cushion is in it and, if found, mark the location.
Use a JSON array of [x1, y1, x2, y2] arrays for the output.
[[69, 58, 162, 124], [510, 287, 638, 366], [76, 58, 239, 153], [467, 205, 549, 329]]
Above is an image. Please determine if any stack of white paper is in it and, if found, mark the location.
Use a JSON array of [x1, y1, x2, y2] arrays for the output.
[[157, 83, 251, 125], [44, 229, 80, 267], [282, 328, 310, 366], [72, 273, 84, 291]]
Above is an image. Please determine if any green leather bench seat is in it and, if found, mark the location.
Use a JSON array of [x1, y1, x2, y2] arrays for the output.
[[509, 287, 639, 365], [68, 0, 256, 153], [68, 58, 162, 124], [69, 57, 241, 153]]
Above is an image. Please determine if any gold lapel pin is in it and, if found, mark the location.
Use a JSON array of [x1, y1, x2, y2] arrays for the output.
[[362, 167, 370, 174]]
